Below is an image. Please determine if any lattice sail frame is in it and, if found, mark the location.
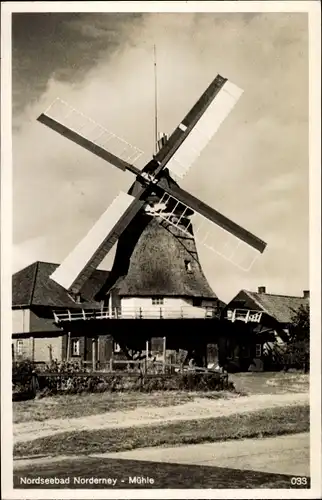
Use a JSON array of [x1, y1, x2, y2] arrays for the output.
[[166, 81, 244, 181], [154, 191, 259, 272], [43, 98, 146, 167]]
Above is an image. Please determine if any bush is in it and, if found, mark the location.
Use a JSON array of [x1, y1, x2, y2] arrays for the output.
[[178, 372, 228, 391], [12, 360, 38, 400], [34, 370, 230, 397], [280, 340, 310, 372], [12, 358, 231, 397]]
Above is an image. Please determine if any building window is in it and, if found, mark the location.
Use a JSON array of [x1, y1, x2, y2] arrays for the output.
[[255, 344, 262, 358], [227, 309, 233, 320], [114, 342, 121, 353], [71, 339, 80, 356], [193, 298, 202, 307], [16, 340, 23, 356], [152, 297, 164, 305], [184, 260, 192, 272]]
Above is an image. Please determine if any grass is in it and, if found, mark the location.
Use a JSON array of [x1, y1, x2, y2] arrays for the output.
[[230, 372, 309, 395], [13, 372, 309, 424], [13, 390, 236, 424], [14, 404, 309, 458], [13, 457, 310, 489]]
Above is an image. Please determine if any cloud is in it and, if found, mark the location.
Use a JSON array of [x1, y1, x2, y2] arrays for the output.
[[12, 12, 309, 302]]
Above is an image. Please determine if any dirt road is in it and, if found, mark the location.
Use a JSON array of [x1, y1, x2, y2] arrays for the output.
[[14, 392, 309, 444]]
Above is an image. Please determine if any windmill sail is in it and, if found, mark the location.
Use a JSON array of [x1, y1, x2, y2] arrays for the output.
[[51, 192, 144, 295], [37, 72, 267, 295], [156, 181, 266, 252], [165, 80, 243, 179], [37, 98, 145, 174], [153, 74, 228, 174], [155, 190, 263, 271]]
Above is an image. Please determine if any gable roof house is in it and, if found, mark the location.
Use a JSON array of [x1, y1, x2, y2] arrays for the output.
[[222, 286, 310, 371], [225, 286, 309, 330], [12, 261, 110, 364]]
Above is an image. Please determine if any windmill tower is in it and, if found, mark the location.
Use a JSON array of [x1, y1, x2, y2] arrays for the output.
[[37, 73, 267, 363], [97, 149, 218, 318]]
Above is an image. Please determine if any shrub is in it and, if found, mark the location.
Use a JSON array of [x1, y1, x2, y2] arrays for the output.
[[178, 372, 228, 391], [12, 360, 38, 400], [34, 370, 230, 396], [280, 340, 310, 372]]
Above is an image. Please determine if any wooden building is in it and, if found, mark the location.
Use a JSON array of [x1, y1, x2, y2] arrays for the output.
[[12, 261, 111, 364], [223, 286, 310, 371], [12, 257, 224, 368]]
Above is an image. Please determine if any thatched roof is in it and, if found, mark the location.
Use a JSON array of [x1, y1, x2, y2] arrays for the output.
[[12, 261, 109, 309], [227, 289, 309, 324], [105, 215, 217, 299], [95, 166, 217, 301]]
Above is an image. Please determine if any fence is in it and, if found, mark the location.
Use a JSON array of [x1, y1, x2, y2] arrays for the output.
[[53, 306, 217, 323], [226, 309, 263, 323], [34, 358, 226, 376], [34, 364, 229, 393], [13, 359, 229, 397]]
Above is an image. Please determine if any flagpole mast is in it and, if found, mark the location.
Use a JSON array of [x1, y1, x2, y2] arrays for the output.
[[154, 44, 158, 154]]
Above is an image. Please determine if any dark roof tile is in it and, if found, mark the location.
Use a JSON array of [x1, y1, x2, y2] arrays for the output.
[[12, 261, 109, 309], [243, 290, 309, 323]]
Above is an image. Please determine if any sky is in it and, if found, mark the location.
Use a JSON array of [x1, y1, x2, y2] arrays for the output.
[[11, 11, 309, 303]]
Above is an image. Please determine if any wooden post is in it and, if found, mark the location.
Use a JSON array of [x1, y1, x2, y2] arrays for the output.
[[66, 332, 71, 361], [97, 336, 100, 370], [31, 337, 35, 363], [48, 344, 53, 364], [163, 336, 166, 374], [145, 340, 149, 373], [92, 337, 96, 372]]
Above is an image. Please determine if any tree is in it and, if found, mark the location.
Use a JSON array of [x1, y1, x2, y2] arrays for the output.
[[283, 303, 310, 372], [290, 303, 310, 342]]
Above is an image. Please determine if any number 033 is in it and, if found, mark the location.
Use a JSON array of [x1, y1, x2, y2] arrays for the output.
[[291, 477, 308, 486]]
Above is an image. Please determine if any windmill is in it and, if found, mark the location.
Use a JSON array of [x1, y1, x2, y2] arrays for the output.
[[37, 73, 267, 364]]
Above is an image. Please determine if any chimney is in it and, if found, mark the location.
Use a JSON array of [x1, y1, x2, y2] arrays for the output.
[[303, 290, 310, 299], [258, 286, 266, 294]]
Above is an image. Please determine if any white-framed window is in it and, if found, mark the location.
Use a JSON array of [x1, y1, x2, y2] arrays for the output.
[[71, 339, 80, 356], [152, 297, 164, 305], [255, 344, 262, 358], [16, 340, 23, 355]]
